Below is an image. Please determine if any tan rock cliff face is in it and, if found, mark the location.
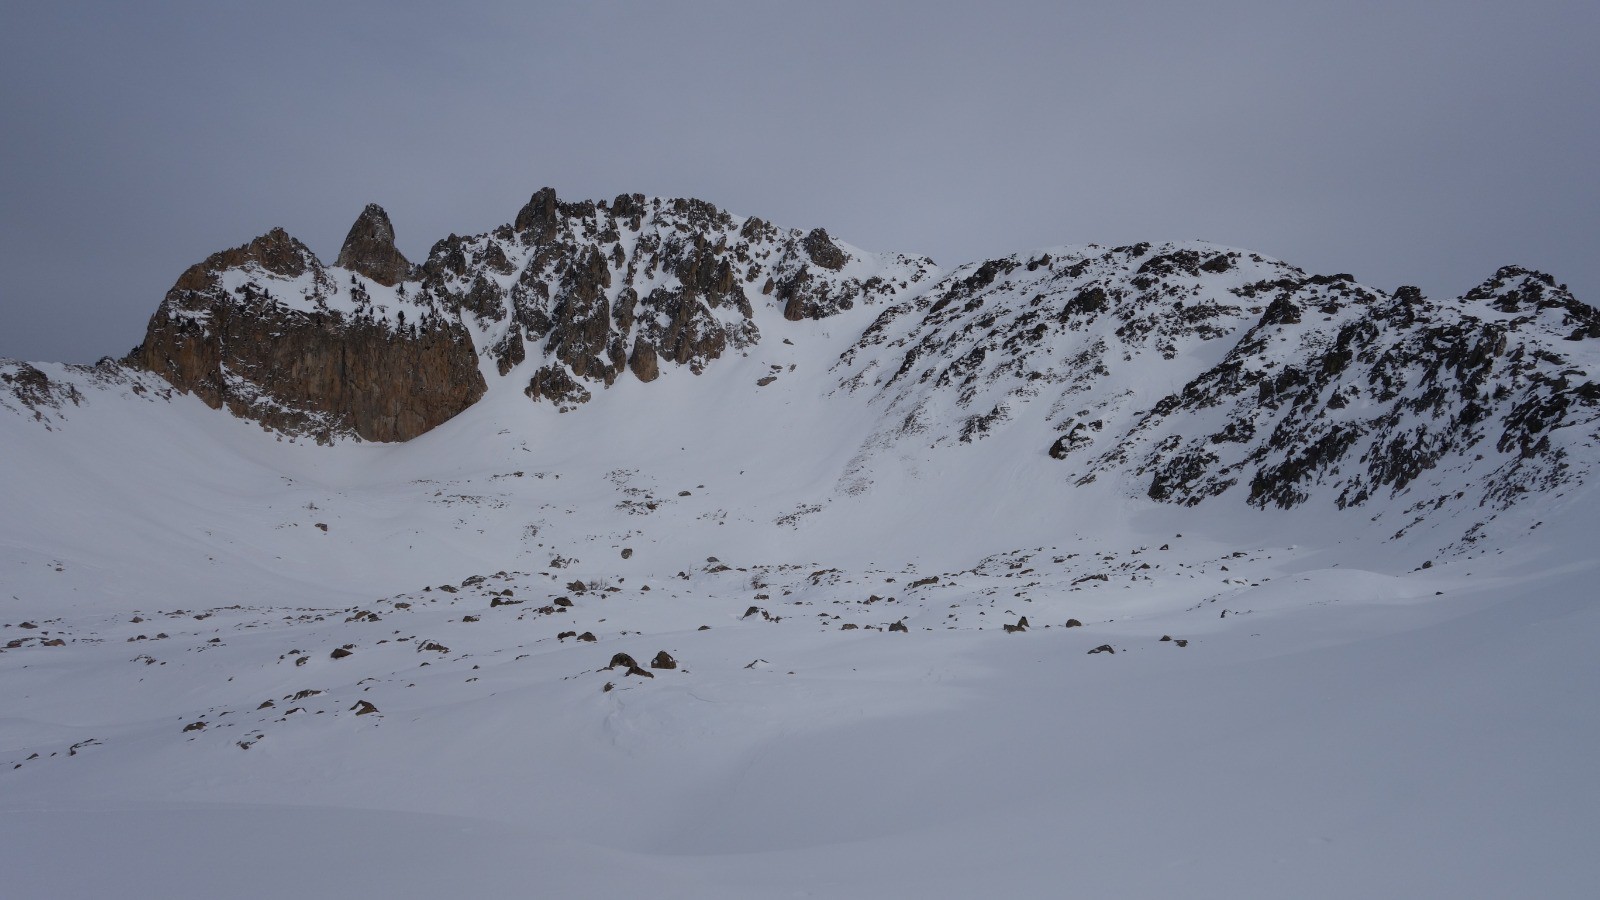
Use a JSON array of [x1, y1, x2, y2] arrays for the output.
[[133, 221, 484, 443]]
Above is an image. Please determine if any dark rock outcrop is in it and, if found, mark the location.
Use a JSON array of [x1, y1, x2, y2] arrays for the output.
[[423, 187, 933, 407], [802, 228, 848, 271], [334, 204, 413, 286], [628, 337, 659, 383]]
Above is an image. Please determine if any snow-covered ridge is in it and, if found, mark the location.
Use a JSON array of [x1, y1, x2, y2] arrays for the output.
[[833, 243, 1600, 542], [0, 357, 175, 430]]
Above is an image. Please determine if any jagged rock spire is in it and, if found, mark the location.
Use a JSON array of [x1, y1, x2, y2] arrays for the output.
[[335, 203, 412, 286], [514, 187, 561, 241]]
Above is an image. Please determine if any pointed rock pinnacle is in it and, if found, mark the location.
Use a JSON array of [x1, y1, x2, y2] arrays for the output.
[[335, 203, 413, 286]]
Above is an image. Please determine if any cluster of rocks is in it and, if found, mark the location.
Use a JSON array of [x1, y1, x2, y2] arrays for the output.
[[602, 650, 678, 689]]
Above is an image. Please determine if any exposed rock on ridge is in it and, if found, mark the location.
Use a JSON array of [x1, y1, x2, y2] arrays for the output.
[[133, 223, 484, 443], [1108, 266, 1600, 523], [335, 203, 413, 287], [836, 243, 1600, 531], [419, 188, 936, 407]]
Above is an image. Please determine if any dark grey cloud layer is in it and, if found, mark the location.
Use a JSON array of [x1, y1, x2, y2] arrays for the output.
[[3, 0, 1596, 362]]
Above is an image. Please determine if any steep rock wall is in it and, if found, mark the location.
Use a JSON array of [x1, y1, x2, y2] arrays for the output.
[[133, 222, 484, 442]]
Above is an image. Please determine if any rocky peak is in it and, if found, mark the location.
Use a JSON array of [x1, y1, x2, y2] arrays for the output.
[[1462, 265, 1596, 323], [170, 227, 319, 293], [334, 204, 412, 287], [513, 187, 561, 241]]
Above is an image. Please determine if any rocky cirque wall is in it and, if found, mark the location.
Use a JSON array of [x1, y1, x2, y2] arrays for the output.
[[120, 185, 1600, 537]]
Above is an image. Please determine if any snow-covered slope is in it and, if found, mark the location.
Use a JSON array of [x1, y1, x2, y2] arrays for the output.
[[2, 196, 1598, 898]]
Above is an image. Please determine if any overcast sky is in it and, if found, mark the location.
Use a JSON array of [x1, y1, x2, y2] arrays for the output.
[[2, 0, 1596, 363]]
